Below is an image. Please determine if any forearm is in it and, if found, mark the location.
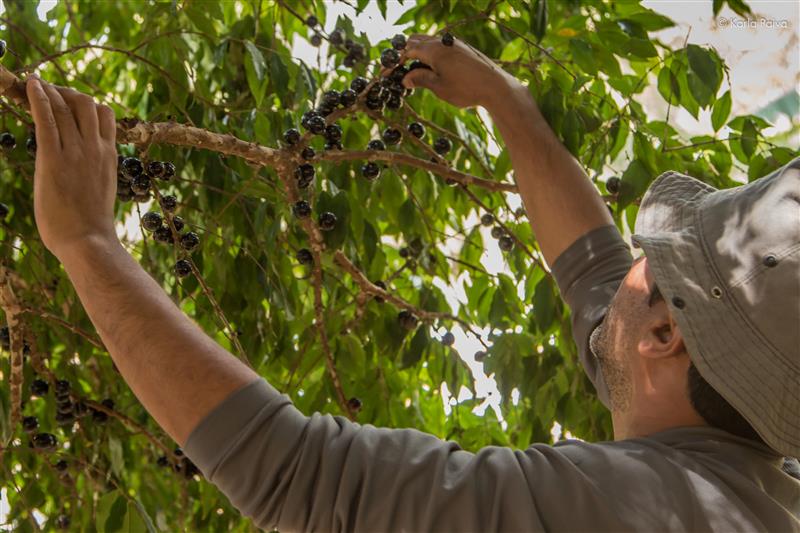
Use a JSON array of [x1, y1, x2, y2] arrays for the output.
[[58, 236, 260, 445], [484, 83, 615, 267]]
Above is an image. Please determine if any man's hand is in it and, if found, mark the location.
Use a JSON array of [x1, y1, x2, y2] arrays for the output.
[[399, 34, 521, 109], [26, 77, 118, 260]]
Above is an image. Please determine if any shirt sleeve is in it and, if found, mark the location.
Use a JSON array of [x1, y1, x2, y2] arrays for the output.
[[548, 224, 634, 409], [182, 377, 602, 532]]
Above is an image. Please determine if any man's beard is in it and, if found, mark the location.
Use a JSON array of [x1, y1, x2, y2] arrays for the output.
[[590, 308, 632, 412]]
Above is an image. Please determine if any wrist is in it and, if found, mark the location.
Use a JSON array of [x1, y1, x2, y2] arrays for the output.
[[483, 80, 546, 129], [55, 233, 124, 266]]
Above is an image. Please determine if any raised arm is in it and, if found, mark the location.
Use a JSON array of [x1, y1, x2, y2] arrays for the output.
[[25, 77, 260, 446], [402, 35, 615, 266]]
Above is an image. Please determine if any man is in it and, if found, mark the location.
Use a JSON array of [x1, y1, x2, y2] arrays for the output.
[[24, 32, 799, 531]]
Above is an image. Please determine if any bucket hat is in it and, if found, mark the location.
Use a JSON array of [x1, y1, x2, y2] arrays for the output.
[[630, 157, 800, 458]]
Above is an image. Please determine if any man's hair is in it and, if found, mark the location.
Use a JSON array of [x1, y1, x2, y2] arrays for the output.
[[648, 281, 766, 446]]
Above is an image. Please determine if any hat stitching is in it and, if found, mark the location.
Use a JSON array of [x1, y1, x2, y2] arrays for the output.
[[729, 242, 800, 289]]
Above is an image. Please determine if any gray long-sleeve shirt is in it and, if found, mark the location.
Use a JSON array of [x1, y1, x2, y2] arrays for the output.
[[184, 224, 800, 531]]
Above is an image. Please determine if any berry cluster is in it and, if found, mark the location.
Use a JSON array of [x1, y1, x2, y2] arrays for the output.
[[0, 130, 38, 156], [489, 223, 515, 252], [157, 447, 200, 479], [116, 155, 176, 203]]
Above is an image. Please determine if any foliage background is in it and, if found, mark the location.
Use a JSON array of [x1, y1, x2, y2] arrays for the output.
[[0, 0, 796, 530]]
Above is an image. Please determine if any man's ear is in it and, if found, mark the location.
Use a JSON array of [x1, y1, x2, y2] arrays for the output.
[[638, 307, 685, 359]]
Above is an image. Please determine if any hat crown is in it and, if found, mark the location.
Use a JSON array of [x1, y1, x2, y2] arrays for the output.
[[702, 164, 800, 361]]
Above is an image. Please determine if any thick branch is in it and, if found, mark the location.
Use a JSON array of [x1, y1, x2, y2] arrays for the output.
[[0, 266, 25, 438]]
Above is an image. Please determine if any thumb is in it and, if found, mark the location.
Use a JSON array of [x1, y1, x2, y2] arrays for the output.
[[403, 69, 440, 91]]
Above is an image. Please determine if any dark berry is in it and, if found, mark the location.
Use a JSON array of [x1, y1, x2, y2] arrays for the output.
[[154, 226, 174, 244], [26, 135, 36, 156], [490, 226, 504, 239], [301, 147, 316, 160], [55, 411, 75, 426], [321, 90, 341, 109], [157, 455, 169, 468], [373, 280, 387, 303], [515, 207, 526, 218], [318, 211, 337, 231], [342, 55, 356, 68], [441, 32, 455, 46], [398, 310, 418, 331], [339, 89, 357, 107], [324, 141, 343, 151], [389, 66, 409, 84], [305, 115, 326, 135], [350, 77, 369, 94], [399, 247, 410, 258], [295, 164, 315, 180], [296, 248, 313, 265], [0, 203, 8, 219], [442, 332, 455, 346], [297, 174, 314, 189], [330, 29, 344, 46], [57, 400, 73, 414], [0, 132, 16, 151], [134, 192, 151, 203], [55, 459, 69, 472], [293, 200, 312, 219], [73, 401, 88, 418], [146, 160, 165, 179], [498, 235, 514, 252], [481, 213, 494, 226], [142, 212, 163, 232], [182, 458, 200, 478], [385, 95, 402, 110], [310, 33, 322, 47], [91, 408, 109, 423], [367, 139, 385, 151], [382, 128, 402, 146], [407, 122, 425, 139], [117, 187, 135, 202], [306, 15, 318, 27], [283, 128, 301, 145], [316, 103, 335, 117], [54, 515, 70, 530], [162, 162, 176, 180], [474, 350, 488, 362], [174, 447, 184, 457], [0, 326, 8, 349], [347, 397, 362, 412], [22, 416, 38, 433], [365, 97, 383, 111], [55, 380, 70, 396], [180, 231, 200, 252], [391, 34, 406, 50], [301, 110, 319, 129], [121, 157, 144, 180], [324, 124, 342, 142], [349, 43, 365, 59], [0, 40, 6, 59], [170, 215, 185, 232], [361, 162, 381, 180], [174, 259, 192, 278], [380, 48, 400, 68], [433, 137, 452, 155], [131, 175, 151, 195], [32, 432, 58, 451], [159, 194, 178, 213], [101, 398, 115, 410], [606, 176, 621, 195], [30, 379, 49, 397]]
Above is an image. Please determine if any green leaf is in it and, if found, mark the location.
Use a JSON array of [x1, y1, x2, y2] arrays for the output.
[[740, 118, 758, 160], [657, 66, 680, 104], [530, 0, 548, 42], [401, 327, 429, 369], [533, 277, 556, 334], [625, 11, 675, 31], [713, 0, 724, 16], [243, 41, 266, 81], [618, 159, 652, 210], [711, 90, 732, 132], [97, 491, 126, 533], [108, 436, 125, 478], [687, 44, 722, 97], [569, 39, 596, 75]]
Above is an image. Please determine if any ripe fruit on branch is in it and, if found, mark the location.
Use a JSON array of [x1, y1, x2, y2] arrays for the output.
[[441, 32, 455, 46], [380, 48, 400, 68], [398, 310, 418, 331], [386, 95, 402, 110], [382, 128, 402, 146], [159, 194, 178, 213], [408, 60, 432, 72], [391, 34, 406, 50], [163, 162, 176, 180], [146, 160, 165, 179], [324, 124, 343, 142], [304, 115, 326, 135], [481, 213, 494, 226], [301, 147, 316, 160], [293, 200, 312, 219], [171, 215, 185, 232], [180, 231, 200, 252], [330, 29, 344, 46], [347, 397, 362, 412], [26, 135, 36, 155], [22, 416, 38, 433], [0, 132, 16, 151], [321, 90, 341, 109], [0, 40, 6, 59], [340, 89, 357, 107], [283, 128, 301, 145], [30, 379, 49, 397], [367, 139, 385, 151], [131, 176, 151, 195], [32, 432, 58, 451], [324, 141, 342, 151], [350, 77, 369, 94], [0, 202, 8, 219], [154, 226, 174, 244], [606, 176, 621, 195], [56, 412, 75, 426], [474, 350, 487, 362], [121, 157, 144, 180], [174, 259, 192, 278], [490, 226, 504, 239], [310, 33, 322, 47], [295, 164, 315, 180], [498, 235, 514, 252], [373, 280, 387, 303], [318, 211, 337, 231], [433, 137, 452, 155], [361, 162, 381, 180], [296, 248, 313, 265], [407, 122, 425, 139], [142, 212, 163, 232], [442, 331, 455, 346], [306, 15, 318, 27], [55, 379, 70, 397]]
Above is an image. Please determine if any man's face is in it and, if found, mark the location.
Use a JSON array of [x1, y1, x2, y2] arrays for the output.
[[589, 254, 653, 413]]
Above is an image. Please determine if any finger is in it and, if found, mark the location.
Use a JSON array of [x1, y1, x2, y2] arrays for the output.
[[54, 85, 99, 142], [403, 68, 440, 91], [402, 34, 439, 65], [26, 78, 61, 151], [40, 81, 80, 148], [96, 104, 117, 142]]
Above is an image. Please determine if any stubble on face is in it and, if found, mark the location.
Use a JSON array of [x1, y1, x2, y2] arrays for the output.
[[590, 298, 633, 413]]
